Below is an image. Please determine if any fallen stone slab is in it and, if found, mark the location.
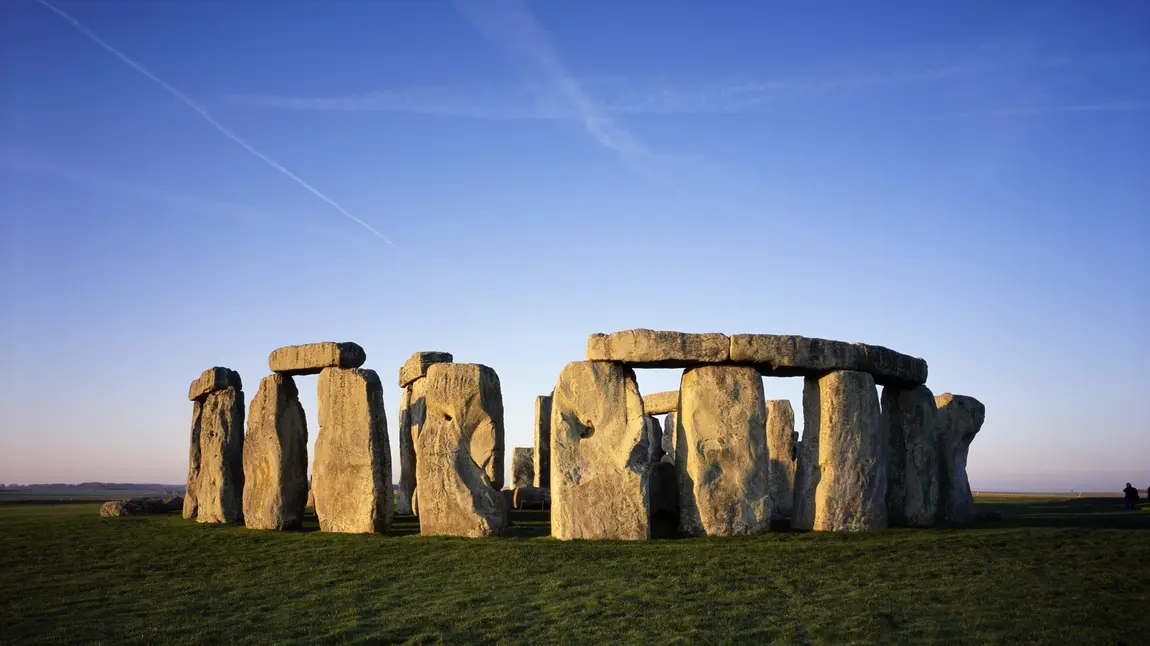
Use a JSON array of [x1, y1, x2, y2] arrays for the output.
[[586, 329, 730, 368], [243, 374, 309, 530], [882, 385, 939, 527], [552, 361, 651, 540], [533, 394, 552, 488], [513, 486, 550, 510], [642, 390, 679, 415], [194, 386, 246, 524], [268, 342, 366, 377], [312, 367, 392, 533], [678, 365, 772, 536], [512, 447, 534, 488], [766, 400, 798, 519], [398, 351, 453, 388], [729, 334, 927, 386], [188, 367, 242, 401], [936, 393, 986, 524], [100, 496, 183, 517]]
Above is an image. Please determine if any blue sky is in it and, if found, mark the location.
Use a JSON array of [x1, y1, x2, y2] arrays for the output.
[[1, 0, 1147, 491]]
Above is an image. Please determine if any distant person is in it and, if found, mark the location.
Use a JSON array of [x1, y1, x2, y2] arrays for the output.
[[1123, 483, 1139, 511]]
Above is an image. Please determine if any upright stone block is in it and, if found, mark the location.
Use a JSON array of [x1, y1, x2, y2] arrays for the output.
[[512, 447, 534, 488], [396, 379, 429, 515], [882, 386, 940, 527], [533, 394, 552, 488], [644, 415, 664, 464], [766, 400, 798, 519], [936, 393, 986, 523], [661, 411, 677, 464], [313, 367, 392, 534], [243, 374, 308, 530], [415, 363, 507, 537], [551, 361, 650, 540], [795, 370, 886, 532], [195, 386, 245, 523], [677, 365, 772, 536]]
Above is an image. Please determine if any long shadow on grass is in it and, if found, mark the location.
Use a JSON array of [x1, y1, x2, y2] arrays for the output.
[[971, 497, 1150, 530]]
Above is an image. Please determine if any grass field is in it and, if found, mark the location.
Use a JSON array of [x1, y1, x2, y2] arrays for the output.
[[2, 497, 1148, 644]]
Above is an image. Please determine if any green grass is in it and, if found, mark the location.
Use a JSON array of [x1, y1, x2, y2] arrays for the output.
[[2, 499, 1149, 644]]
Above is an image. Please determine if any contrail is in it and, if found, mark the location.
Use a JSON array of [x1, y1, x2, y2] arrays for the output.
[[33, 0, 398, 249]]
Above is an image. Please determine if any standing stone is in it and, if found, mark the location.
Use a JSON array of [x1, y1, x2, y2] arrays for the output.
[[936, 393, 986, 523], [882, 386, 940, 527], [551, 361, 650, 540], [795, 370, 886, 532], [396, 351, 453, 516], [661, 411, 677, 464], [415, 363, 507, 537], [242, 374, 308, 530], [312, 367, 392, 534], [184, 367, 242, 521], [196, 386, 246, 523], [533, 394, 552, 488], [183, 400, 203, 520], [766, 400, 798, 519], [644, 415, 665, 464], [677, 365, 772, 536], [512, 447, 535, 488]]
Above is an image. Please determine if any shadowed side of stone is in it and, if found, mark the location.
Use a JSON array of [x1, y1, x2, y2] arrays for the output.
[[268, 342, 366, 377], [511, 447, 534, 488], [882, 385, 939, 527], [587, 329, 730, 368], [766, 400, 797, 519], [243, 374, 308, 530], [936, 393, 986, 523], [551, 361, 651, 540], [183, 400, 203, 520], [313, 367, 392, 534], [533, 395, 552, 488], [196, 386, 245, 524]]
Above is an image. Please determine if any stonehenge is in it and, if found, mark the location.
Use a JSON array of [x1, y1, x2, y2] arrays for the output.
[[415, 363, 507, 537], [677, 366, 772, 536], [185, 367, 245, 524], [511, 447, 534, 488], [312, 366, 393, 534], [176, 328, 984, 540], [243, 374, 308, 530], [396, 351, 453, 515], [551, 361, 651, 540], [936, 393, 986, 523]]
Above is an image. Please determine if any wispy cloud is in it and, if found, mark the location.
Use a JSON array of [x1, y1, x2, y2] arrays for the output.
[[948, 101, 1150, 119], [33, 0, 398, 250]]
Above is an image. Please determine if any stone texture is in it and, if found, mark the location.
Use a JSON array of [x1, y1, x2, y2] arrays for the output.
[[882, 386, 939, 527], [644, 415, 665, 464], [268, 342, 366, 377], [677, 366, 772, 536], [415, 363, 508, 537], [936, 393, 986, 523], [586, 329, 730, 368], [396, 380, 429, 516], [642, 390, 679, 415], [793, 370, 886, 532], [194, 386, 245, 524], [661, 411, 677, 464], [312, 367, 392, 534], [398, 351, 453, 388], [551, 361, 651, 540], [533, 395, 552, 488], [242, 374, 309, 530], [306, 488, 314, 508], [730, 334, 927, 386], [188, 367, 242, 401], [182, 400, 203, 520], [513, 486, 550, 510], [512, 447, 534, 488], [766, 400, 798, 519]]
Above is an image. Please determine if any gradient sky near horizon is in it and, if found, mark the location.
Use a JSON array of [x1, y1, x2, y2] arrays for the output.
[[1, 0, 1147, 491]]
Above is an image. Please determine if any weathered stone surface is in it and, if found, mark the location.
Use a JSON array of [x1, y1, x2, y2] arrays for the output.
[[661, 411, 677, 464], [936, 393, 986, 523], [586, 329, 730, 368], [182, 399, 203, 520], [551, 361, 651, 540], [677, 366, 772, 536], [188, 367, 242, 401], [512, 447, 534, 488], [642, 390, 679, 415], [533, 394, 552, 488], [243, 374, 309, 530], [882, 386, 939, 527], [195, 386, 245, 524], [398, 351, 453, 388], [794, 370, 886, 532], [730, 335, 927, 386], [268, 342, 366, 377], [513, 486, 550, 510], [396, 379, 429, 516], [306, 488, 314, 508], [312, 367, 392, 533], [415, 363, 508, 537], [644, 415, 664, 464], [766, 400, 798, 519]]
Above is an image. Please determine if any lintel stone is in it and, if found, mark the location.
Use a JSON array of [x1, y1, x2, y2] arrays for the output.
[[269, 342, 366, 376]]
